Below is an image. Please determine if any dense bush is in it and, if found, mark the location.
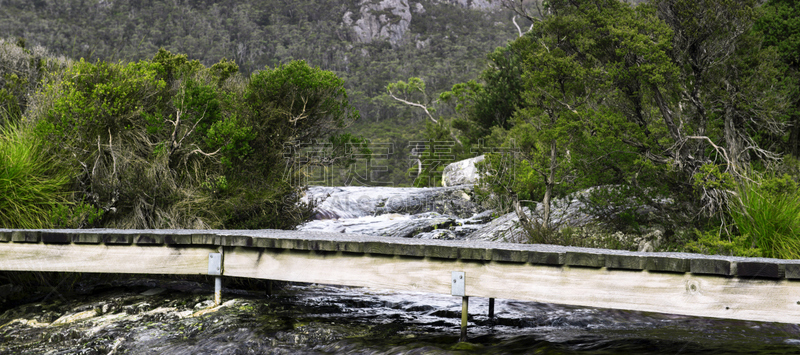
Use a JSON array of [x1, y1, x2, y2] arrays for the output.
[[1, 43, 357, 229]]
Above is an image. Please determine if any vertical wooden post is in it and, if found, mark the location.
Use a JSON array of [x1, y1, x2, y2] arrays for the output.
[[488, 297, 495, 319], [460, 296, 469, 342]]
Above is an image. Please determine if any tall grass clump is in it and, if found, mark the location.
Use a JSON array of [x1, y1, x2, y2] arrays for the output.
[[0, 123, 70, 228], [729, 176, 800, 259]]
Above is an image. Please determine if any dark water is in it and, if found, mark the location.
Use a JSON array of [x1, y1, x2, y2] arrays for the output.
[[2, 277, 800, 354], [261, 283, 800, 354]]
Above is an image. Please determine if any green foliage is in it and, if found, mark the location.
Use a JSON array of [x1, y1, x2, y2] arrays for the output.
[[152, 48, 203, 82], [41, 58, 166, 145], [386, 78, 430, 104], [755, 0, 800, 68], [754, 0, 800, 157], [246, 60, 358, 149], [50, 202, 105, 229], [446, 45, 524, 146], [11, 48, 354, 229], [0, 123, 70, 228], [693, 164, 734, 190], [685, 229, 762, 257], [205, 115, 255, 168], [210, 58, 239, 87], [728, 176, 800, 259]]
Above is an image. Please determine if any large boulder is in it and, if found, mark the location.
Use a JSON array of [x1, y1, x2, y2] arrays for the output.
[[302, 185, 482, 219], [441, 155, 484, 187], [343, 0, 412, 45]]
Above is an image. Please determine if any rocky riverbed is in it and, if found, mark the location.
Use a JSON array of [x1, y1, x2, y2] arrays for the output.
[[2, 274, 800, 354], [1, 175, 800, 353]]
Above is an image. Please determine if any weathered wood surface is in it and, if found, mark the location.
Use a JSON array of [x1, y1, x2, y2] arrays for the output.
[[3, 229, 799, 279], [3, 228, 800, 323], [224, 247, 800, 324], [0, 243, 212, 274]]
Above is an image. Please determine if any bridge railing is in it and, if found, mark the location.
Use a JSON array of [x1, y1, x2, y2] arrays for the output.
[[2, 228, 800, 327]]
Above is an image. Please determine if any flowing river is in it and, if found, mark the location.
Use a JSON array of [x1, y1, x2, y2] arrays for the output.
[[1, 185, 800, 354]]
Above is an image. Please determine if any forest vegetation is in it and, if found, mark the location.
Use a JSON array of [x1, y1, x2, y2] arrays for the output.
[[1, 0, 800, 258], [0, 0, 519, 185], [423, 0, 800, 258]]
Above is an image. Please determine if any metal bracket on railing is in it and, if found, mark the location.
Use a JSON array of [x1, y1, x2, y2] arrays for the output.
[[451, 271, 465, 296], [208, 253, 222, 276]]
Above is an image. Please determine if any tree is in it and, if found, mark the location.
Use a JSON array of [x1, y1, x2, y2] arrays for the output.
[[648, 0, 793, 216], [755, 0, 800, 156], [458, 0, 796, 241], [386, 77, 438, 124]]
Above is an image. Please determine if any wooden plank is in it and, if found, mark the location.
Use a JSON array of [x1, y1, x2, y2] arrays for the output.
[[0, 243, 211, 274], [134, 233, 164, 245], [565, 251, 604, 268], [104, 234, 132, 245], [606, 254, 644, 270], [528, 251, 564, 265], [73, 233, 102, 244], [491, 249, 527, 263], [458, 247, 491, 261], [424, 245, 458, 259], [691, 258, 735, 276], [164, 234, 193, 245], [41, 232, 71, 244], [785, 264, 800, 280], [223, 247, 800, 324], [12, 231, 39, 243], [221, 235, 254, 247], [191, 233, 219, 245], [737, 261, 783, 279], [645, 256, 689, 273]]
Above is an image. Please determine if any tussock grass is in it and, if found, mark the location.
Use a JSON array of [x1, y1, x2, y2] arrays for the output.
[[0, 123, 70, 228], [729, 179, 800, 259]]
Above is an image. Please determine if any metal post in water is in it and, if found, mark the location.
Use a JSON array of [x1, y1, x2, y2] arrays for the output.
[[214, 276, 222, 306], [488, 297, 495, 319], [209, 251, 223, 306], [460, 296, 469, 342]]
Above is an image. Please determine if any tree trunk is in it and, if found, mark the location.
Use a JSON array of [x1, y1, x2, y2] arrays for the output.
[[513, 198, 539, 243], [542, 139, 557, 231], [723, 103, 743, 174]]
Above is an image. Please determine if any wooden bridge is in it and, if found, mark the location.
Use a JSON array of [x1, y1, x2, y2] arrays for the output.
[[2, 228, 800, 338]]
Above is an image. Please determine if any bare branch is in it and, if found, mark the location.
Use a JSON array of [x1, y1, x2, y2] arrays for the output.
[[288, 96, 309, 124], [513, 15, 524, 37], [387, 89, 438, 124], [188, 145, 222, 157]]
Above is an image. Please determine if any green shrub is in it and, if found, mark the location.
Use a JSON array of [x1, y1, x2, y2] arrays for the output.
[[21, 50, 352, 230], [0, 123, 70, 228], [685, 229, 762, 257]]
